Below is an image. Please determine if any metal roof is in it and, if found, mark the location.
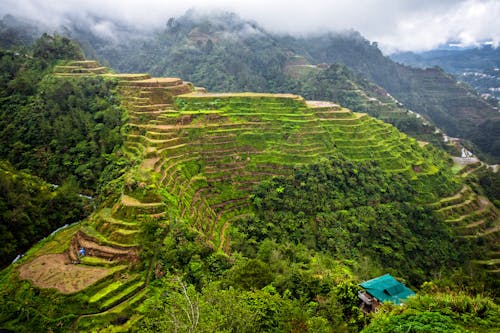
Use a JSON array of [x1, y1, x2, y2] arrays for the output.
[[359, 274, 415, 304]]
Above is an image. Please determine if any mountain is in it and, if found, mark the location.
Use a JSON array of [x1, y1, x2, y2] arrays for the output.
[[1, 12, 498, 162], [54, 11, 500, 163], [0, 44, 498, 331], [0, 15, 499, 332], [391, 45, 500, 102]]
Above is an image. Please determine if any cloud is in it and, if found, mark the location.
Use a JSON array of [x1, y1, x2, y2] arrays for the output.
[[0, 0, 498, 53], [373, 0, 500, 52]]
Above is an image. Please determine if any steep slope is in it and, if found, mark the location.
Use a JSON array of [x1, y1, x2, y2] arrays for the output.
[[284, 33, 500, 162], [0, 60, 497, 332], [391, 46, 500, 101], [0, 161, 89, 267], [3, 13, 496, 162]]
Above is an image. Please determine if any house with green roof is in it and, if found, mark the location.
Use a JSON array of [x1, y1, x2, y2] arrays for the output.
[[358, 274, 415, 312]]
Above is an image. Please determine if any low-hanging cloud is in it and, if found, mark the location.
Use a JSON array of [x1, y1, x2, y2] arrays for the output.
[[0, 0, 498, 53]]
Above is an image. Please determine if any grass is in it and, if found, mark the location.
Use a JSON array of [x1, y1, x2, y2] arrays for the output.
[[89, 275, 139, 304], [19, 223, 81, 260], [13, 62, 482, 331], [80, 256, 121, 268], [101, 280, 144, 309]]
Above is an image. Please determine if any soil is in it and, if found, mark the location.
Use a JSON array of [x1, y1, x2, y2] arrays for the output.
[[18, 253, 114, 294]]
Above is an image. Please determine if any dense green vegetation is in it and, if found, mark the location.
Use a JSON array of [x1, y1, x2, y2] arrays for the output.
[[0, 34, 127, 266], [0, 34, 125, 194], [233, 156, 462, 286], [0, 161, 90, 267], [471, 166, 500, 208], [0, 30, 497, 332], [362, 290, 500, 333]]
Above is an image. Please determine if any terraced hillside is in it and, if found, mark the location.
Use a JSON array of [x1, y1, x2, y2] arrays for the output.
[[2, 60, 497, 331], [433, 164, 500, 277], [135, 92, 447, 251]]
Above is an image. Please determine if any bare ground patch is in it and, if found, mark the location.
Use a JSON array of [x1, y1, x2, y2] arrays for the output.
[[18, 253, 119, 294]]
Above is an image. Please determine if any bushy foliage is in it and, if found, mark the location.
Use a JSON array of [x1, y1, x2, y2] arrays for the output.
[[140, 278, 307, 333], [233, 156, 465, 285], [475, 167, 500, 207], [0, 161, 89, 267], [0, 38, 125, 194], [33, 33, 84, 63], [362, 292, 500, 333]]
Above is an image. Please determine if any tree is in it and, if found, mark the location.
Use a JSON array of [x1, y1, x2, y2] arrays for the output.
[[33, 33, 83, 62]]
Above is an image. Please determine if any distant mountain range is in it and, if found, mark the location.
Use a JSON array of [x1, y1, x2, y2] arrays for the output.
[[1, 11, 499, 163], [392, 46, 500, 102]]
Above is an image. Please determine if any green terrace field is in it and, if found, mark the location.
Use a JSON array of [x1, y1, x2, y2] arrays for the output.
[[0, 60, 497, 332]]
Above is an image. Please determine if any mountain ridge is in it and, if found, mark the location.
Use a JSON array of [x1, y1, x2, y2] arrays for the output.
[[0, 16, 499, 331], [0, 58, 498, 332], [1, 12, 498, 162]]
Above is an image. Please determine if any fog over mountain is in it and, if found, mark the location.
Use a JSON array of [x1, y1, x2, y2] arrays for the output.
[[1, 0, 499, 53]]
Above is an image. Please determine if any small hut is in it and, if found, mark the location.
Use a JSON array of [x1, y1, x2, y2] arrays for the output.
[[358, 274, 415, 312]]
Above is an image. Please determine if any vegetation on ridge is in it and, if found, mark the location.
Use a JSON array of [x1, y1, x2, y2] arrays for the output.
[[0, 34, 126, 194], [37, 11, 498, 162], [0, 34, 498, 333], [0, 161, 90, 267]]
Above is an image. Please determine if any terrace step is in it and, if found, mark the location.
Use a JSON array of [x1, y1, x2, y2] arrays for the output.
[[69, 230, 138, 263], [102, 73, 151, 81], [112, 195, 166, 219], [79, 256, 121, 268], [100, 280, 144, 310], [89, 274, 141, 304], [123, 77, 183, 87], [67, 60, 100, 68]]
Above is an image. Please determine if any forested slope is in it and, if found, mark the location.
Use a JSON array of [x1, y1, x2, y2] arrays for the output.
[[0, 34, 126, 194], [0, 34, 128, 266], [0, 161, 90, 267], [2, 12, 497, 162], [0, 52, 497, 332], [55, 12, 498, 163]]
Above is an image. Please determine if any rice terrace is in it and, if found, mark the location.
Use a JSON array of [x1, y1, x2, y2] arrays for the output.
[[0, 5, 499, 329]]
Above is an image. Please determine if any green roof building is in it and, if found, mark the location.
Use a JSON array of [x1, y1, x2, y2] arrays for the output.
[[358, 274, 415, 312]]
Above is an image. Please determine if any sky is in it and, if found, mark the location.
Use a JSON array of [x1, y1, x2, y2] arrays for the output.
[[0, 0, 499, 53]]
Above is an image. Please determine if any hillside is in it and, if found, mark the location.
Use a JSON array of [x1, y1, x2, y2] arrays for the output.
[[281, 33, 500, 163], [391, 46, 500, 102], [0, 35, 126, 194], [67, 12, 500, 163], [1, 12, 498, 162], [0, 59, 498, 332], [0, 161, 90, 268]]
